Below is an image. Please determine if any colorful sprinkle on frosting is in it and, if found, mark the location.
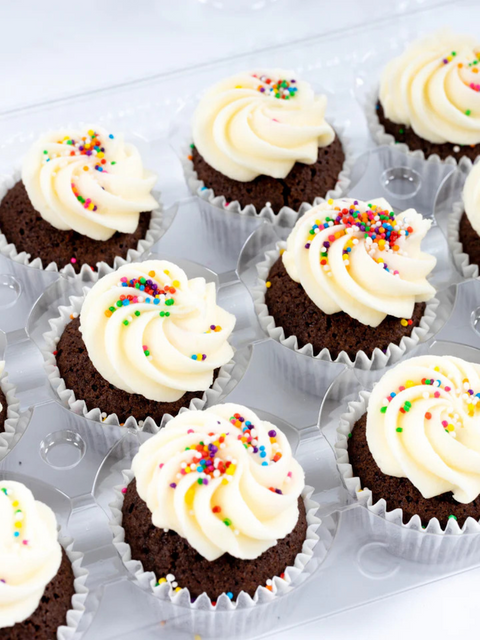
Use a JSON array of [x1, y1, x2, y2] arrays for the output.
[[251, 74, 298, 99]]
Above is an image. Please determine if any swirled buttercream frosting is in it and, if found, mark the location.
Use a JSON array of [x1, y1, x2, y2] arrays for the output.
[[80, 260, 235, 403], [22, 125, 158, 241], [282, 198, 436, 327], [367, 355, 480, 503], [132, 403, 305, 561], [379, 30, 480, 145], [192, 70, 335, 182], [0, 481, 62, 629]]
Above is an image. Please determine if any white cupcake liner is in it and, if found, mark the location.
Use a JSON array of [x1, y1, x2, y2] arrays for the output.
[[182, 124, 356, 227], [335, 390, 480, 537], [447, 198, 479, 280], [110, 466, 321, 611], [57, 535, 88, 640], [0, 167, 164, 276], [42, 289, 235, 431], [253, 242, 439, 370], [0, 367, 23, 460], [365, 86, 476, 169]]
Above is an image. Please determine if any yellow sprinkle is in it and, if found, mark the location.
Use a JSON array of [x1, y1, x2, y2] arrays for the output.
[[194, 635, 202, 640], [158, 577, 167, 584], [88, 129, 94, 136], [185, 467, 191, 474], [226, 465, 236, 476], [148, 270, 156, 277], [266, 281, 271, 288], [328, 199, 333, 205], [447, 424, 455, 432], [405, 380, 415, 388], [279, 248, 285, 256], [222, 478, 229, 485], [12, 501, 18, 508], [400, 319, 408, 327], [235, 85, 243, 89], [434, 366, 440, 372], [97, 151, 104, 159], [175, 587, 182, 592], [172, 280, 180, 287], [164, 270, 170, 275], [14, 522, 22, 528], [88, 202, 94, 210]]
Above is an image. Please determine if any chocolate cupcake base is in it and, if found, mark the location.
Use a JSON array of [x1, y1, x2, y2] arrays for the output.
[[458, 211, 480, 270], [0, 387, 7, 434], [265, 258, 427, 360], [55, 317, 220, 424], [376, 100, 480, 162], [0, 550, 76, 640], [191, 135, 345, 213], [0, 181, 154, 273], [348, 414, 480, 529], [122, 479, 308, 600]]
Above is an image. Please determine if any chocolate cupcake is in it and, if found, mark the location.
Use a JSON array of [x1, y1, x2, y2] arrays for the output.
[[336, 355, 480, 532], [44, 260, 236, 427], [111, 403, 319, 605], [186, 69, 350, 221], [0, 125, 161, 273], [254, 197, 437, 367], [371, 30, 480, 162], [449, 160, 480, 278], [0, 480, 87, 638], [0, 362, 21, 460]]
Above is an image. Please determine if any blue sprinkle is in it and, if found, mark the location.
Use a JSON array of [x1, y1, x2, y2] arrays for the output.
[[260, 451, 266, 458], [109, 134, 114, 139], [259, 445, 265, 451], [146, 298, 151, 304], [153, 299, 160, 305], [261, 462, 268, 466], [227, 592, 233, 600], [122, 299, 129, 306], [201, 186, 207, 191], [140, 285, 145, 291]]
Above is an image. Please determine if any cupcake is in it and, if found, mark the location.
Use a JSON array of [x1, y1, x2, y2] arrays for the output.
[[189, 70, 347, 215], [257, 197, 437, 364], [455, 160, 480, 272], [336, 355, 480, 529], [0, 125, 159, 273], [0, 480, 85, 638], [113, 403, 318, 603], [375, 30, 480, 162], [47, 260, 236, 425]]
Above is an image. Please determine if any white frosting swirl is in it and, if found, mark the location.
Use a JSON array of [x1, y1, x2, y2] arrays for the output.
[[0, 361, 4, 416], [132, 403, 305, 561], [282, 198, 436, 327], [0, 481, 62, 629], [367, 355, 480, 503], [379, 30, 480, 145], [80, 260, 235, 403], [463, 160, 480, 236], [22, 125, 158, 241], [192, 69, 335, 182]]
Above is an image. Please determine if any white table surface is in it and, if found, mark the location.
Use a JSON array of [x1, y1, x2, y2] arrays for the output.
[[1, 1, 480, 638]]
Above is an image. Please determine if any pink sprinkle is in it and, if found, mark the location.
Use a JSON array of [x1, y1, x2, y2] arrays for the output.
[[442, 420, 448, 428], [187, 429, 194, 434], [272, 118, 279, 122], [143, 345, 148, 350], [70, 257, 77, 264], [22, 540, 28, 546], [399, 386, 405, 392], [121, 277, 128, 282], [85, 199, 91, 205], [121, 487, 127, 494], [445, 386, 451, 392], [287, 472, 292, 477], [159, 463, 164, 468]]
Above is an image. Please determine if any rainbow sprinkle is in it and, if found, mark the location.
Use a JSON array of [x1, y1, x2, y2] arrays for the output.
[[0, 486, 28, 546], [104, 273, 177, 319], [251, 74, 298, 100]]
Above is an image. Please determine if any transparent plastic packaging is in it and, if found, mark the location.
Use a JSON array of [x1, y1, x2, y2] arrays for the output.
[[1, 3, 480, 638]]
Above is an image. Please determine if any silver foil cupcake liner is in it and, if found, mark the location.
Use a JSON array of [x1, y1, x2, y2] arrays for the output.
[[110, 466, 321, 611], [181, 124, 355, 227], [0, 365, 23, 460], [42, 290, 235, 431], [335, 390, 480, 536], [365, 86, 476, 169], [0, 166, 164, 276], [57, 535, 89, 640], [252, 242, 439, 370], [448, 197, 479, 280]]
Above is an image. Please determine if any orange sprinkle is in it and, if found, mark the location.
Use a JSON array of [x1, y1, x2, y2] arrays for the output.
[[187, 155, 193, 161]]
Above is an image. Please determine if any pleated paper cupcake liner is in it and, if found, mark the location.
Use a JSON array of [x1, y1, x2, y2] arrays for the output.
[[110, 466, 321, 612], [42, 290, 235, 431], [181, 124, 356, 227], [57, 536, 89, 640], [253, 242, 439, 370], [365, 86, 477, 169], [335, 391, 480, 564], [0, 367, 23, 460], [0, 167, 164, 276], [447, 198, 479, 280]]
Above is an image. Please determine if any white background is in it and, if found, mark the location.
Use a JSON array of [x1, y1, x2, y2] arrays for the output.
[[2, 1, 480, 638]]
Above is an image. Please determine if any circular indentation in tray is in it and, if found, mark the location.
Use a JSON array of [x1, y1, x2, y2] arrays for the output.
[[40, 430, 86, 469], [356, 542, 400, 579], [472, 308, 480, 337], [381, 166, 421, 199], [0, 275, 21, 308]]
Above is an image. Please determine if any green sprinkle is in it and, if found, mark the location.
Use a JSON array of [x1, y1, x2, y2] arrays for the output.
[[448, 514, 458, 520], [405, 401, 412, 407], [466, 109, 472, 116], [111, 161, 116, 165], [165, 312, 170, 317], [348, 433, 352, 439], [43, 150, 48, 154], [399, 128, 404, 134], [140, 277, 146, 284], [123, 320, 129, 326], [190, 143, 195, 149], [380, 406, 387, 413], [396, 427, 403, 433], [165, 299, 174, 306], [116, 301, 123, 308], [159, 311, 165, 317], [134, 310, 140, 317], [197, 478, 203, 485], [452, 51, 457, 56], [109, 306, 115, 312], [223, 518, 232, 526], [144, 350, 150, 356]]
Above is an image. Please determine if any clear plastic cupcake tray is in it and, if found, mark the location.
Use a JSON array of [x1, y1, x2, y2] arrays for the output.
[[2, 2, 480, 638]]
